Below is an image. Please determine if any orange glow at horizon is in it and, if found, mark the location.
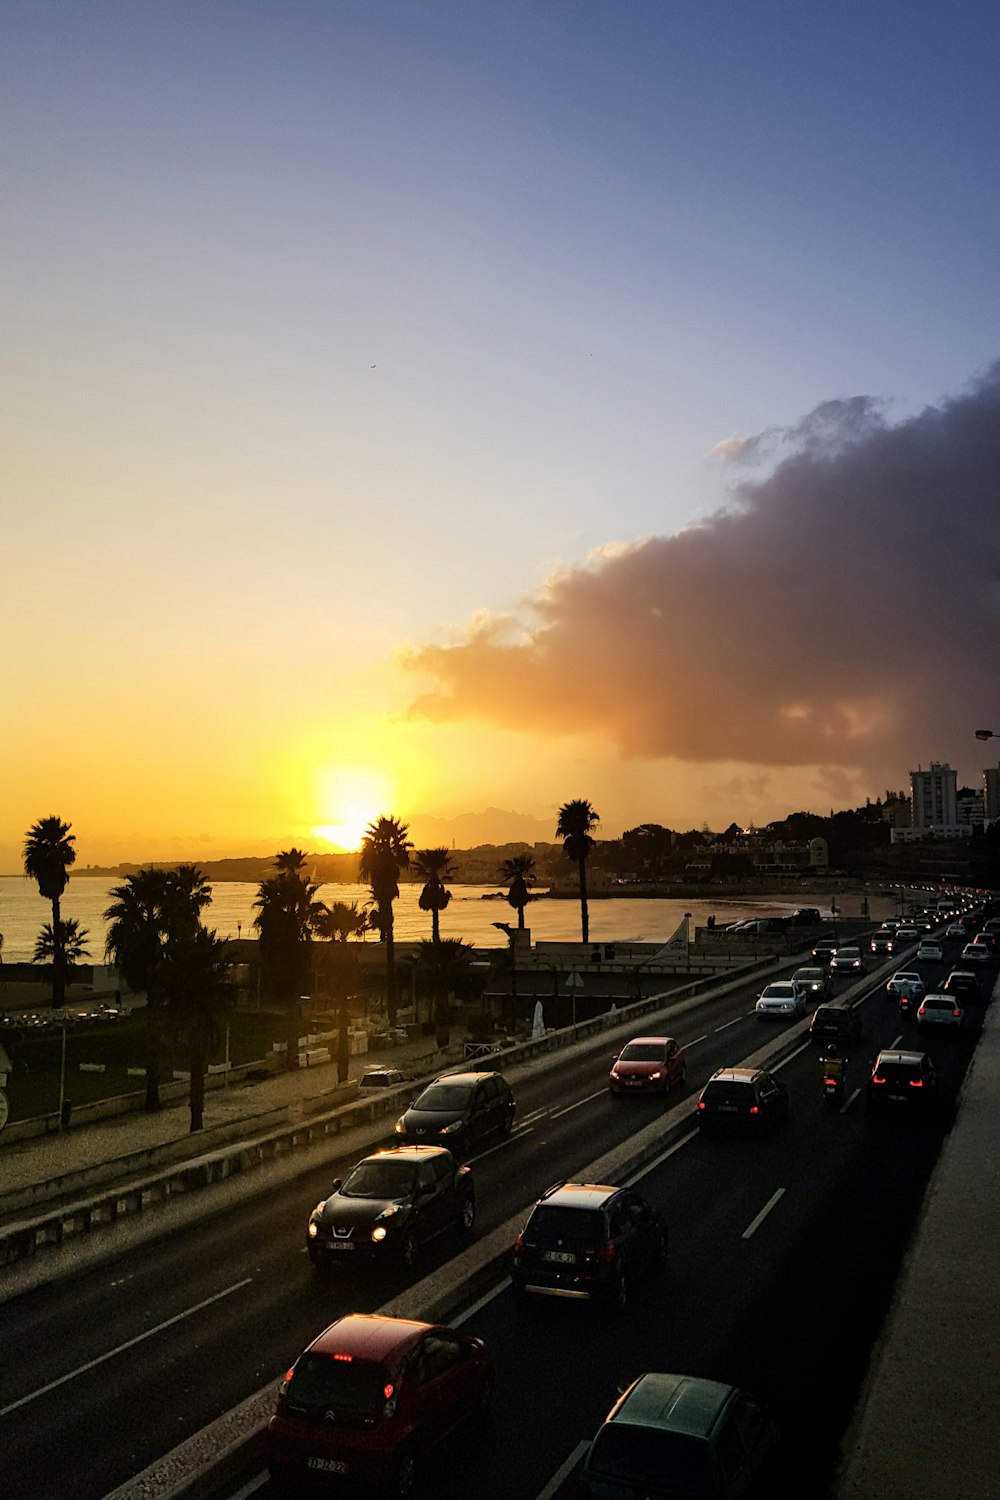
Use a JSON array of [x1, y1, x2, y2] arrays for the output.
[[310, 765, 397, 852]]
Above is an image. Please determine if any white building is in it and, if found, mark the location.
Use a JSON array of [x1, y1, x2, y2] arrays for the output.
[[911, 762, 958, 832]]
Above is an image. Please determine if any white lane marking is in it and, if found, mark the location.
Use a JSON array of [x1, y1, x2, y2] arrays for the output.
[[891, 1032, 903, 1047], [473, 1127, 533, 1161], [715, 1015, 745, 1031], [452, 1276, 513, 1327], [517, 1107, 551, 1127], [0, 1278, 252, 1418], [742, 1188, 786, 1240], [686, 1034, 708, 1048], [621, 1129, 697, 1187], [228, 1476, 268, 1498], [841, 1087, 861, 1113], [535, 1440, 591, 1500], [772, 1040, 812, 1071], [551, 1088, 606, 1118]]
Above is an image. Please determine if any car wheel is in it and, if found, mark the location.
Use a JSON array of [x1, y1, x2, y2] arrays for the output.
[[389, 1449, 417, 1499], [460, 1195, 476, 1233], [502, 1111, 514, 1136], [400, 1231, 419, 1270]]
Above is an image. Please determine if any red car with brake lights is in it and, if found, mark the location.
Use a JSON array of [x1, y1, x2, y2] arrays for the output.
[[265, 1314, 493, 1494]]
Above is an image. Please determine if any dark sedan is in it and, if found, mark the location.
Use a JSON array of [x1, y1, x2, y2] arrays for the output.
[[307, 1146, 474, 1269], [394, 1070, 515, 1157]]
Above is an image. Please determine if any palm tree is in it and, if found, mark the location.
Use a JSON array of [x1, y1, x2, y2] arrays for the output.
[[163, 925, 231, 1132], [23, 816, 77, 1006], [556, 799, 600, 944], [414, 847, 455, 944], [313, 900, 370, 1082], [33, 918, 91, 984], [104, 866, 215, 1111], [359, 815, 412, 1027], [417, 937, 473, 1043], [104, 869, 173, 1111], [252, 857, 321, 1069], [499, 853, 536, 930], [274, 848, 309, 877]]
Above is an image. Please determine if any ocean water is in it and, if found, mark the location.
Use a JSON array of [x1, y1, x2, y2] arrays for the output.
[[0, 875, 888, 965]]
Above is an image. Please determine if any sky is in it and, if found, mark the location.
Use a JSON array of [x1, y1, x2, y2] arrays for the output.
[[3, 1, 1000, 871]]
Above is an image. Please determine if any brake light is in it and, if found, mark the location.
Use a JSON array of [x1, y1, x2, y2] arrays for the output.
[[333, 1353, 353, 1362], [824, 1078, 837, 1087], [383, 1383, 394, 1400], [514, 1233, 524, 1254], [872, 1076, 885, 1085], [909, 1079, 923, 1088], [749, 1105, 759, 1115], [595, 1243, 617, 1264], [283, 1366, 295, 1384], [954, 1009, 962, 1018], [698, 1100, 706, 1110]]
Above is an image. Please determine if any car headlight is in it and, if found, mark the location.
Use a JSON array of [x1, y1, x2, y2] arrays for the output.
[[393, 1120, 405, 1134], [308, 1220, 319, 1238], [649, 1071, 662, 1080], [610, 1068, 620, 1079], [372, 1225, 388, 1242]]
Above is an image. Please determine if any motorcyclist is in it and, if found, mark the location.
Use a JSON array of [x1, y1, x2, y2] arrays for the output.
[[820, 1042, 847, 1087]]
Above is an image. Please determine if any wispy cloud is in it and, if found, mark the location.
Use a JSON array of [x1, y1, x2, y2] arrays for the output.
[[405, 365, 1000, 782]]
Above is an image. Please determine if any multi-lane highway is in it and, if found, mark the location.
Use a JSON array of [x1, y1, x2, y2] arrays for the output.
[[0, 938, 989, 1500]]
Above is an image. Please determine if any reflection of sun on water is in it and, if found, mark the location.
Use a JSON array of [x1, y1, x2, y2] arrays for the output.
[[311, 767, 396, 852]]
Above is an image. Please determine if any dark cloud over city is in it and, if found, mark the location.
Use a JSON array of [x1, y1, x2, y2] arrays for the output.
[[406, 365, 1000, 783]]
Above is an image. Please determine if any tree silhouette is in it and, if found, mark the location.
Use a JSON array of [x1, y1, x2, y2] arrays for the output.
[[23, 816, 77, 1006], [414, 847, 455, 944], [556, 799, 600, 944], [252, 855, 321, 1069], [359, 815, 412, 1027], [499, 852, 536, 930]]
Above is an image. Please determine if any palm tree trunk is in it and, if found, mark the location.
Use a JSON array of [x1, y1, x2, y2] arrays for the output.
[[386, 919, 397, 1027], [188, 1039, 206, 1132], [578, 858, 590, 945], [51, 894, 65, 1007], [143, 1001, 162, 1112]]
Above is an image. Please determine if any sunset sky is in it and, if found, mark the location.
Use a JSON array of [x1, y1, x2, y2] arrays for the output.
[[4, 2, 1000, 871]]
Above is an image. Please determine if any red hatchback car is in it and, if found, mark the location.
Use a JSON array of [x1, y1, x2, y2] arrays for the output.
[[265, 1314, 493, 1496], [609, 1036, 686, 1096]]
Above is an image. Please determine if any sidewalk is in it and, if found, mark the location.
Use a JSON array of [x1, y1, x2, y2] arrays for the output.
[[0, 1025, 469, 1201]]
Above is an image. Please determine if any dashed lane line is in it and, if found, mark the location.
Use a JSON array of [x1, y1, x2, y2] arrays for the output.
[[741, 1187, 787, 1240]]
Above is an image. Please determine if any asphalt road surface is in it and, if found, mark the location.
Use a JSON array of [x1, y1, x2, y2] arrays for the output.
[[0, 940, 987, 1500]]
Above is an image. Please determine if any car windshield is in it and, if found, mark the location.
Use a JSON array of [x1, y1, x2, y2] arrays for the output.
[[836, 948, 860, 959], [922, 999, 951, 1010], [412, 1083, 472, 1112], [619, 1043, 666, 1062], [286, 1354, 384, 1420], [795, 970, 823, 981], [589, 1427, 714, 1494], [528, 1206, 605, 1249], [875, 1061, 922, 1084], [340, 1161, 418, 1199], [761, 985, 793, 998]]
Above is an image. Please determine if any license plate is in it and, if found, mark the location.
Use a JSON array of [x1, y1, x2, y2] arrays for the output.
[[328, 1241, 355, 1251], [307, 1457, 347, 1473], [543, 1249, 576, 1264], [717, 1104, 738, 1112], [624, 1079, 642, 1086]]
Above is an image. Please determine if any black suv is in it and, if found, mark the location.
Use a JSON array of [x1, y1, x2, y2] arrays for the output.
[[511, 1182, 667, 1311], [811, 937, 838, 964], [394, 1071, 515, 1157], [866, 1049, 936, 1115], [697, 1067, 789, 1133], [809, 1003, 863, 1048], [307, 1146, 474, 1269]]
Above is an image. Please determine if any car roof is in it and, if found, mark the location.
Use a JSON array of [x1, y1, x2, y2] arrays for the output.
[[708, 1067, 762, 1084], [612, 1373, 735, 1438], [357, 1146, 454, 1166], [433, 1070, 503, 1085], [308, 1314, 431, 1362], [812, 1003, 850, 1016], [537, 1181, 619, 1210], [621, 1036, 674, 1046]]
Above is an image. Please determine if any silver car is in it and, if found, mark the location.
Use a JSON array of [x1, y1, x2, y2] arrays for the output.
[[916, 940, 944, 963], [755, 981, 807, 1020], [792, 966, 831, 1000], [916, 994, 962, 1029]]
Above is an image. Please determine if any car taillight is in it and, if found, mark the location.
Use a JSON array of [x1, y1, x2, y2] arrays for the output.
[[514, 1233, 524, 1254], [698, 1100, 706, 1110], [595, 1243, 617, 1264], [333, 1352, 353, 1362], [954, 1009, 962, 1017], [909, 1079, 923, 1088], [749, 1105, 759, 1114], [872, 1076, 885, 1085]]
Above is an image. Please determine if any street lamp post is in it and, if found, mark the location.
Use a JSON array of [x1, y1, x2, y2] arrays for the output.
[[975, 729, 998, 741]]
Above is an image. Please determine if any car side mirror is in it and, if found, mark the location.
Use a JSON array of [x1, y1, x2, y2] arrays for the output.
[[329, 1178, 342, 1194]]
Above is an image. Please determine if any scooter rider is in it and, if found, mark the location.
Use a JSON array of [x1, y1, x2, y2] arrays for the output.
[[820, 1042, 847, 1089]]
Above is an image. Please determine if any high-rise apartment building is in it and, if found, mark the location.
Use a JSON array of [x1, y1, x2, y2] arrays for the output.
[[910, 762, 958, 832], [984, 765, 1000, 827]]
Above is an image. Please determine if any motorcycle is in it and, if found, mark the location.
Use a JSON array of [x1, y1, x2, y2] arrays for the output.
[[822, 1073, 845, 1106]]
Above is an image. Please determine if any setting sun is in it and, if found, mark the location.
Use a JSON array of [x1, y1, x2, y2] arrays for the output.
[[311, 766, 397, 851]]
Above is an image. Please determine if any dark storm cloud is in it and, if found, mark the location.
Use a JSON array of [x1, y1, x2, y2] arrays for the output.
[[406, 365, 1000, 776]]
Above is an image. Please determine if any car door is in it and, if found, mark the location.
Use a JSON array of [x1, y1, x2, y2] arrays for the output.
[[757, 1073, 786, 1123], [665, 1039, 682, 1084], [403, 1333, 475, 1447], [414, 1158, 450, 1242]]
